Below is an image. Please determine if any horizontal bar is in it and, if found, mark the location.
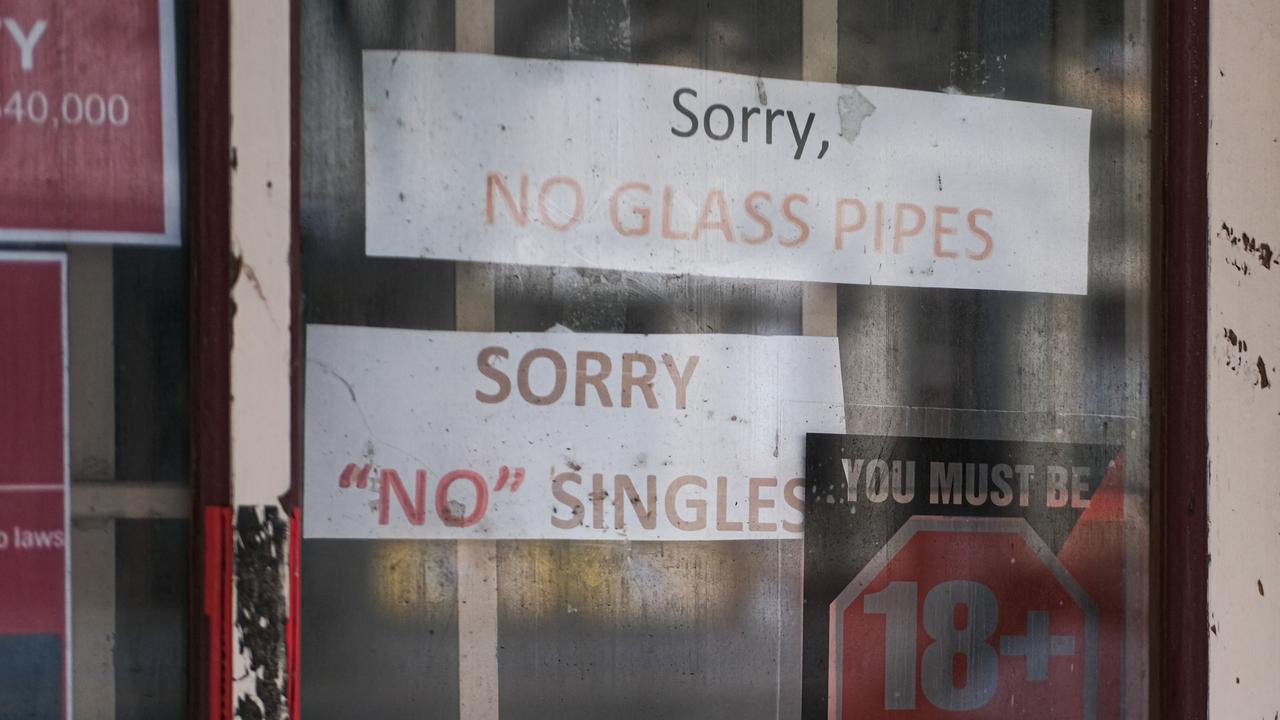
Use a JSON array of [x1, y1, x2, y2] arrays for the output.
[[71, 481, 191, 520]]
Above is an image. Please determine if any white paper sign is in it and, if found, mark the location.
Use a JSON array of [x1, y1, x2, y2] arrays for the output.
[[304, 326, 844, 541], [364, 52, 1092, 294]]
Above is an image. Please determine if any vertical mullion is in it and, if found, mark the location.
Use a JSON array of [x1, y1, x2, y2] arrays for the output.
[[801, 0, 838, 339], [67, 246, 117, 720], [68, 247, 115, 482], [454, 4, 500, 720], [188, 0, 233, 715], [71, 519, 115, 720]]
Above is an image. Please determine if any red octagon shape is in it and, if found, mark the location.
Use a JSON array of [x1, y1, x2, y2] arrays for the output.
[[829, 516, 1098, 720]]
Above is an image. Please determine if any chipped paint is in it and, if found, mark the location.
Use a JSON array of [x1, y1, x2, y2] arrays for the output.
[[233, 506, 290, 720], [1220, 222, 1273, 270], [1208, 0, 1280, 715], [226, 1, 294, 718], [1217, 328, 1273, 388]]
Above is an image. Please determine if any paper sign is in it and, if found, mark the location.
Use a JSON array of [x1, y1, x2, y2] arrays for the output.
[[802, 434, 1126, 720], [365, 52, 1091, 294], [304, 326, 844, 541], [0, 253, 69, 720], [0, 0, 180, 246]]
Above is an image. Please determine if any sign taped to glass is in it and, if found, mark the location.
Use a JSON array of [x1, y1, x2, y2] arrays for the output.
[[364, 52, 1091, 294], [802, 434, 1127, 719], [304, 326, 844, 541]]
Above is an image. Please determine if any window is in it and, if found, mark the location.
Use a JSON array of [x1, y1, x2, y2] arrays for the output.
[[294, 1, 1156, 717]]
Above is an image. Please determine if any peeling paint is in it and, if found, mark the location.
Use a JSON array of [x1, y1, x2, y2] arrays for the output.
[[1219, 328, 1271, 389], [234, 506, 289, 720], [1220, 222, 1274, 270], [1226, 256, 1251, 275], [237, 262, 284, 331]]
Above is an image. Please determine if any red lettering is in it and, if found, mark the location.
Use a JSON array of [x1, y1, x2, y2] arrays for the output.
[[486, 172, 528, 226], [436, 470, 489, 527], [379, 468, 427, 526]]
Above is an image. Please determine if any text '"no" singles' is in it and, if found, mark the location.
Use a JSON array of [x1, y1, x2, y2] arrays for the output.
[[305, 327, 844, 541]]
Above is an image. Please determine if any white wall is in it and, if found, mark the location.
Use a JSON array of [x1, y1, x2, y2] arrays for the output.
[[1207, 1, 1280, 716]]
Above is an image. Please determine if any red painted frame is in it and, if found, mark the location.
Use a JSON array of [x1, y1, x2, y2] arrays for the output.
[[287, 0, 304, 717], [187, 0, 232, 716]]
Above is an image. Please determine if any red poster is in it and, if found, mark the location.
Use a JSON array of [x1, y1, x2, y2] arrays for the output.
[[0, 0, 178, 245], [0, 253, 69, 719]]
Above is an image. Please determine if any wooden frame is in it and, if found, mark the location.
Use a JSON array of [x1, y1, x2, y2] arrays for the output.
[[188, 0, 233, 717], [1161, 0, 1210, 717]]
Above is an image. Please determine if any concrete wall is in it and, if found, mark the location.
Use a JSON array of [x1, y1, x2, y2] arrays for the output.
[[1207, 1, 1280, 716]]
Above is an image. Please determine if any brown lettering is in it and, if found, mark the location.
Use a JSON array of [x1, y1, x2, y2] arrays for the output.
[[591, 473, 606, 529], [486, 172, 528, 226], [517, 348, 567, 405], [748, 477, 777, 532], [475, 346, 511, 403], [782, 477, 804, 533], [667, 475, 707, 531], [660, 353, 699, 410], [551, 472, 585, 529], [575, 351, 613, 407], [715, 476, 744, 532], [621, 352, 658, 408], [614, 474, 658, 530]]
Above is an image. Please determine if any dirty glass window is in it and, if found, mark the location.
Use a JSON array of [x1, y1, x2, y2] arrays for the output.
[[64, 245, 190, 720], [300, 1, 1154, 718]]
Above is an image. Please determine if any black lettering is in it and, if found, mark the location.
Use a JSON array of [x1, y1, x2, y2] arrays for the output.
[[741, 106, 760, 142], [671, 87, 698, 138], [787, 111, 815, 160], [704, 103, 735, 141], [766, 108, 786, 144]]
